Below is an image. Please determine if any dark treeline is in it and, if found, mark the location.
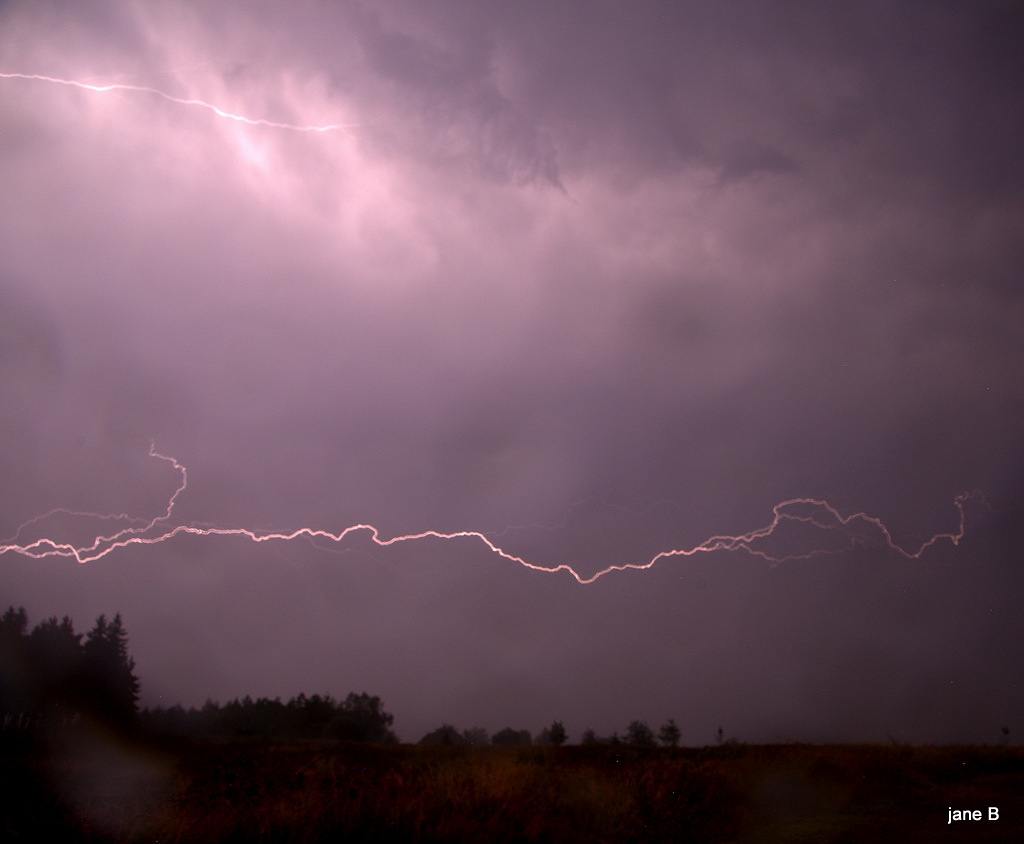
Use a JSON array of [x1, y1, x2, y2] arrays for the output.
[[582, 718, 683, 748], [0, 605, 139, 732], [140, 692, 397, 743], [1, 606, 397, 743], [418, 719, 685, 748], [418, 722, 561, 747], [3, 604, 693, 749]]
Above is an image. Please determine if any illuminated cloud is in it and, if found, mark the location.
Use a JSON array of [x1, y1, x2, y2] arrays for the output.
[[1, 0, 1022, 743]]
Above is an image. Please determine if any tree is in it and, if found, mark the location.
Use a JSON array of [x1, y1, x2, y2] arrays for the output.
[[0, 606, 27, 637], [658, 718, 681, 747], [30, 616, 83, 680], [81, 613, 140, 725], [0, 607, 31, 729], [546, 720, 567, 746], [492, 727, 532, 747], [292, 692, 336, 737], [462, 726, 489, 746], [28, 616, 84, 729], [419, 724, 466, 746], [139, 692, 396, 741], [626, 720, 655, 747], [549, 720, 567, 746], [330, 692, 396, 743], [1, 607, 141, 733]]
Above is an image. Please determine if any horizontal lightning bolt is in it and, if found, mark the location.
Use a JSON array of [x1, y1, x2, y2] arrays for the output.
[[0, 446, 982, 584], [0, 72, 353, 133]]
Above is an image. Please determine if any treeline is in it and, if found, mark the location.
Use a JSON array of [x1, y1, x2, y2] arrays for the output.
[[140, 692, 397, 743], [417, 718, 685, 748], [3, 605, 695, 749], [0, 606, 139, 732], [419, 724, 540, 747], [1, 606, 397, 744], [582, 718, 682, 747]]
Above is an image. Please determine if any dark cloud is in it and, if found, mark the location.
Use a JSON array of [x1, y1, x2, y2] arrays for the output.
[[1, 0, 1022, 743]]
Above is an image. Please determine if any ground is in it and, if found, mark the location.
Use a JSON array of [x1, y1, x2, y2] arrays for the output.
[[3, 734, 1023, 842]]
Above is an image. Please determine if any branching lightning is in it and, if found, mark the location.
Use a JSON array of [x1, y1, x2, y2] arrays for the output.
[[0, 72, 353, 133], [0, 446, 982, 584]]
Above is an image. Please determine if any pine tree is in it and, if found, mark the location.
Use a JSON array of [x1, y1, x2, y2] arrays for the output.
[[29, 616, 84, 729], [0, 607, 31, 729], [1, 607, 141, 733], [0, 606, 28, 637], [82, 613, 140, 725]]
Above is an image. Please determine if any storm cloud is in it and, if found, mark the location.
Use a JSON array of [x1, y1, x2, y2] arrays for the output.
[[1, 0, 1022, 743]]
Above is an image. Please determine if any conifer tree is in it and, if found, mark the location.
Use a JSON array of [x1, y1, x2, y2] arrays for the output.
[[82, 613, 140, 724], [0, 606, 31, 729]]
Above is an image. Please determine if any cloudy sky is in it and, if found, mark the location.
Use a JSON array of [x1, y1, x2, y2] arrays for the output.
[[2, 0, 1022, 743]]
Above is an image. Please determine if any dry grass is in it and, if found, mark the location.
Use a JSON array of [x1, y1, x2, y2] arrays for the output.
[[3, 735, 1024, 842]]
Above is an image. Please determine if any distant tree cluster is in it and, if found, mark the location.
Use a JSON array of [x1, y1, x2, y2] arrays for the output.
[[0, 606, 140, 732], [141, 692, 397, 743], [419, 720, 567, 747], [491, 727, 532, 747], [418, 723, 469, 746], [416, 718, 692, 748], [581, 719, 681, 747]]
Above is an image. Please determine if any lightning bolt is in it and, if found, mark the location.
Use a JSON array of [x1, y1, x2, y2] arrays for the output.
[[0, 72, 354, 133], [0, 446, 983, 584]]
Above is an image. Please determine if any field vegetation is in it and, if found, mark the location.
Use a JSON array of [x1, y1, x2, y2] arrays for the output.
[[4, 606, 1023, 841], [3, 733, 1024, 842]]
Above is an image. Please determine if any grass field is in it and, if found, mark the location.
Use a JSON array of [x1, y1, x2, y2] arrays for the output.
[[3, 733, 1023, 842]]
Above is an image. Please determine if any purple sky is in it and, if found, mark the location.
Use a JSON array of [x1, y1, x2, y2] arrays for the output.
[[2, 0, 1022, 744]]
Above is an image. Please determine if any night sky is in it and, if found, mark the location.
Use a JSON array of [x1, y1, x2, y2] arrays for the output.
[[2, 0, 1023, 744]]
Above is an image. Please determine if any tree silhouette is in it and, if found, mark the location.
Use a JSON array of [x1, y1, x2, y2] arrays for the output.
[[0, 606, 27, 636], [329, 692, 397, 742], [139, 692, 397, 741], [29, 616, 84, 729], [547, 720, 567, 746], [0, 607, 141, 733], [0, 606, 31, 729], [461, 726, 489, 746], [658, 718, 681, 747], [80, 613, 140, 726], [419, 724, 466, 746], [626, 720, 656, 747], [492, 727, 532, 746]]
